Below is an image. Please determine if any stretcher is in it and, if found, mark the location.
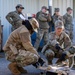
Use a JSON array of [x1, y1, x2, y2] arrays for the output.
[[38, 59, 75, 75], [38, 65, 69, 75]]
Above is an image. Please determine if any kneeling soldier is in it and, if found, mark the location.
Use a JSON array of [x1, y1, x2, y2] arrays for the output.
[[41, 20, 71, 65], [3, 18, 44, 75]]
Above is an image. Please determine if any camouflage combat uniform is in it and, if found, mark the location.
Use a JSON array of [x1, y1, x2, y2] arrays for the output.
[[3, 25, 39, 67], [44, 31, 71, 64], [34, 11, 51, 50], [52, 15, 63, 28], [6, 11, 26, 31], [63, 13, 73, 40]]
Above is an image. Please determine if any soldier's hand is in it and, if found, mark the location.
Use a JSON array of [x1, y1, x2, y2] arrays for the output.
[[55, 44, 63, 51]]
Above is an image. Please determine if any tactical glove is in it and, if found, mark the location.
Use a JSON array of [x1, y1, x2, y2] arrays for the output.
[[38, 58, 45, 66], [59, 53, 67, 61], [55, 44, 63, 51], [33, 58, 46, 68], [33, 62, 40, 68]]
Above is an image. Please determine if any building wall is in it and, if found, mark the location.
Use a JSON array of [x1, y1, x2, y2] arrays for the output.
[[0, 0, 48, 46], [0, 0, 74, 46], [52, 0, 73, 15]]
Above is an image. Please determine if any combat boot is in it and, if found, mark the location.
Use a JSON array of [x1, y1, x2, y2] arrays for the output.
[[8, 62, 21, 75], [17, 66, 27, 74]]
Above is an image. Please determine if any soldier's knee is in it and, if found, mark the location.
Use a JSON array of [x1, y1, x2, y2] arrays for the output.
[[32, 54, 39, 63], [45, 49, 55, 57], [5, 51, 15, 62], [16, 54, 39, 67]]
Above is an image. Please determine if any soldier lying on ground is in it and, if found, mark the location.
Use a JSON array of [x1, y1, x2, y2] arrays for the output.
[[41, 20, 72, 65], [3, 18, 46, 75]]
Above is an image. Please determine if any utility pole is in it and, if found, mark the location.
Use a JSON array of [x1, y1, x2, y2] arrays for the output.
[[48, 0, 52, 15]]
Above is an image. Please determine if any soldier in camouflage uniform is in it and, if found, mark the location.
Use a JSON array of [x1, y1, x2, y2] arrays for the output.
[[41, 20, 71, 65], [52, 8, 63, 30], [63, 7, 73, 40], [6, 4, 28, 31], [3, 18, 40, 75], [34, 6, 51, 51]]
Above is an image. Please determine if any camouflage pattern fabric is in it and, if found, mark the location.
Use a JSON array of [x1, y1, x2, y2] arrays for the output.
[[5, 50, 38, 67], [52, 15, 63, 28], [44, 31, 71, 62], [3, 25, 39, 67], [34, 11, 51, 50], [63, 13, 73, 40], [6, 11, 23, 31], [34, 28, 49, 50]]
